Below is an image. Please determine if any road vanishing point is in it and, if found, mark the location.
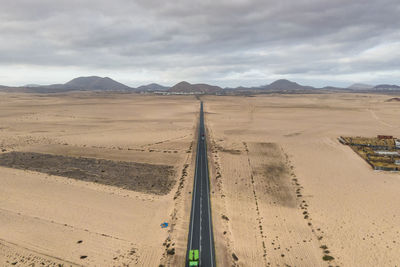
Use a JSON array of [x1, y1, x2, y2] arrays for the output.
[[186, 101, 216, 267]]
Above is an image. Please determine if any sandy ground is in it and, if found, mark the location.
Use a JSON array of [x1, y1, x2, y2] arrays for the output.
[[2, 92, 400, 266], [0, 92, 198, 266], [203, 93, 400, 266]]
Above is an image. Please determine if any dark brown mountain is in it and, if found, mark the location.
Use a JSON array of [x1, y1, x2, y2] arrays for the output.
[[0, 76, 133, 93], [169, 81, 222, 94], [62, 76, 132, 91], [225, 79, 316, 91], [258, 79, 315, 90]]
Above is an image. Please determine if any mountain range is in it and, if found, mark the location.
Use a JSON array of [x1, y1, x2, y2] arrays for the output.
[[229, 79, 315, 91], [62, 76, 131, 91], [0, 76, 399, 94], [374, 84, 400, 90], [169, 81, 222, 94], [136, 83, 170, 91], [227, 79, 400, 93], [347, 83, 375, 90], [0, 76, 168, 93]]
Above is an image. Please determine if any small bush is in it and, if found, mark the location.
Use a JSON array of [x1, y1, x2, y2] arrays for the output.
[[322, 255, 334, 261], [232, 253, 239, 261]]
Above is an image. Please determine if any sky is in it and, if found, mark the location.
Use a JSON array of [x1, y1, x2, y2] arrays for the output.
[[0, 0, 399, 88]]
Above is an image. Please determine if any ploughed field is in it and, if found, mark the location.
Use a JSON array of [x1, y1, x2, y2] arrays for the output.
[[0, 92, 198, 266]]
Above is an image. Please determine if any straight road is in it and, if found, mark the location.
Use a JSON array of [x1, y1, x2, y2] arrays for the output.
[[186, 101, 216, 266]]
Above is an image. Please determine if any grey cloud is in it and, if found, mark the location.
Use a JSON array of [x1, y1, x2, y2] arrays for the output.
[[0, 0, 399, 87]]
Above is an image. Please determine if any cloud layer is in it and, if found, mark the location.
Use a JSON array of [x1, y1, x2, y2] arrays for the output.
[[1, 0, 399, 87]]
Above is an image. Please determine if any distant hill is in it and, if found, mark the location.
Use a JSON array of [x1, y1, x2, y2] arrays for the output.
[[374, 84, 400, 90], [348, 83, 374, 90], [169, 81, 222, 94], [7, 76, 135, 93], [226, 79, 316, 92], [345, 83, 400, 91], [136, 83, 169, 91], [24, 84, 42, 88], [258, 79, 315, 90], [0, 76, 134, 93], [1, 77, 399, 94], [61, 76, 132, 91], [386, 97, 400, 102], [321, 86, 345, 91]]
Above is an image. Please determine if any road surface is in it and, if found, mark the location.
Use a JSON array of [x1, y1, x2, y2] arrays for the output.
[[186, 101, 216, 266]]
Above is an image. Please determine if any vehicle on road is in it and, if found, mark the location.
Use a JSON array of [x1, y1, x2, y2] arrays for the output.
[[188, 249, 199, 266], [201, 134, 205, 141]]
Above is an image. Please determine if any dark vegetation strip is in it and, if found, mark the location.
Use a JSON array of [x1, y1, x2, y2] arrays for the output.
[[0, 152, 175, 195], [242, 142, 269, 265]]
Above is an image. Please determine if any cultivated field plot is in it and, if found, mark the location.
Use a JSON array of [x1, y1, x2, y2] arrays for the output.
[[0, 92, 198, 266], [204, 93, 400, 267], [340, 136, 400, 171]]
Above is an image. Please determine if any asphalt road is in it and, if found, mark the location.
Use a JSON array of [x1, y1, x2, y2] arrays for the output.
[[186, 101, 216, 267]]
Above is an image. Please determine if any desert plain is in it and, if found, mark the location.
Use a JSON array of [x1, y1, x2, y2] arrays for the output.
[[0, 92, 198, 266], [204, 93, 400, 267], [1, 92, 400, 267]]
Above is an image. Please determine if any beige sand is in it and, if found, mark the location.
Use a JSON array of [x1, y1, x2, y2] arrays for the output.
[[2, 92, 400, 266], [0, 92, 198, 266], [203, 94, 400, 266]]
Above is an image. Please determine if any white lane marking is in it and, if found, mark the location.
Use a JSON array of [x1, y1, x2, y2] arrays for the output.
[[204, 127, 215, 267], [189, 129, 200, 251], [199, 140, 203, 266]]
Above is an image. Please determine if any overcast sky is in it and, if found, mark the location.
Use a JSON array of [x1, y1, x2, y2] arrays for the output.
[[0, 0, 399, 87]]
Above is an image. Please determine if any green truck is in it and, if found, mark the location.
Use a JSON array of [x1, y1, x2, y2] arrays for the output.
[[188, 249, 199, 266]]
